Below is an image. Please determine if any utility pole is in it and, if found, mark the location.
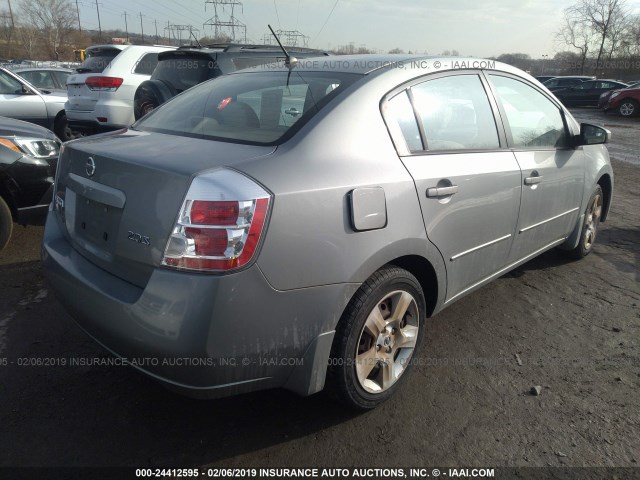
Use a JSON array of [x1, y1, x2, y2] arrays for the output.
[[139, 12, 145, 44], [75, 0, 82, 31], [95, 0, 102, 40], [122, 12, 129, 43], [154, 19, 159, 44], [7, 0, 15, 57]]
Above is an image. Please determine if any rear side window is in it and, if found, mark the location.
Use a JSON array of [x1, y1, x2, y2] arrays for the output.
[[17, 71, 56, 89], [135, 71, 361, 145], [385, 91, 423, 152], [152, 56, 214, 92], [489, 75, 569, 149], [78, 48, 121, 73], [133, 53, 160, 75], [410, 74, 500, 151]]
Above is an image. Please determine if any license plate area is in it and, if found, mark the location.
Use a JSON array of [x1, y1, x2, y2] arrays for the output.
[[72, 191, 121, 254]]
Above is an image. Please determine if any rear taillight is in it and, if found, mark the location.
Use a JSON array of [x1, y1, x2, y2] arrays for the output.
[[161, 169, 271, 272], [85, 76, 124, 91]]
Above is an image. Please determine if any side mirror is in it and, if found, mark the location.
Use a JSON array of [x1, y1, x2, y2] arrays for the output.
[[575, 123, 610, 146], [15, 84, 34, 95]]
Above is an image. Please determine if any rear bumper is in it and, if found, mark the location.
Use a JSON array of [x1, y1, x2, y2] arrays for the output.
[[41, 212, 356, 398], [66, 119, 121, 135]]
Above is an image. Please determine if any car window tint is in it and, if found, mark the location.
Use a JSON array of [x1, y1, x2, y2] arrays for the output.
[[135, 71, 361, 145], [18, 71, 55, 89], [53, 71, 71, 87], [133, 53, 159, 75], [386, 91, 423, 152], [0, 70, 23, 94], [489, 75, 569, 149], [79, 48, 121, 73], [410, 74, 499, 151], [152, 57, 214, 92]]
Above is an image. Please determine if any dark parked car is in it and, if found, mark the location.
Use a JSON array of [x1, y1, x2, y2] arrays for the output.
[[598, 81, 640, 109], [604, 86, 640, 117], [0, 116, 60, 249], [535, 75, 556, 84], [554, 79, 628, 107], [133, 43, 328, 120], [543, 76, 595, 92], [43, 55, 613, 409]]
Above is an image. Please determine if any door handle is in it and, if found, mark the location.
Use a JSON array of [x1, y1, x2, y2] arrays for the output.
[[426, 185, 458, 198], [524, 176, 543, 185], [284, 107, 300, 117]]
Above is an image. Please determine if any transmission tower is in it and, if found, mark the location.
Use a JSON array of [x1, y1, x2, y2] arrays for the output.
[[204, 0, 246, 42], [165, 24, 200, 46], [262, 29, 309, 47]]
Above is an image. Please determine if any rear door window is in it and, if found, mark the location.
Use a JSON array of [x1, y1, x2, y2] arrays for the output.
[[410, 74, 500, 151]]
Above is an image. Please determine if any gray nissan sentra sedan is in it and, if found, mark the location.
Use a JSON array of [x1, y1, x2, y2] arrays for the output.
[[42, 55, 613, 410]]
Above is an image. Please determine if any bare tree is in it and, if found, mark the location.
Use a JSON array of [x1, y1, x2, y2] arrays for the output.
[[17, 24, 39, 59], [555, 9, 592, 74], [19, 0, 75, 60], [574, 0, 627, 71]]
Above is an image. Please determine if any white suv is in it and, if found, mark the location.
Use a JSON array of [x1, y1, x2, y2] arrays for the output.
[[65, 44, 175, 134]]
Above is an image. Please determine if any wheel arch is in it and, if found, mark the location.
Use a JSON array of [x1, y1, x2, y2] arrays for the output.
[[597, 172, 613, 222]]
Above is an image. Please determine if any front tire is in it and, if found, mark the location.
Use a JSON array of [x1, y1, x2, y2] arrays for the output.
[[618, 99, 638, 117], [329, 266, 426, 410], [0, 196, 13, 250], [565, 184, 603, 259]]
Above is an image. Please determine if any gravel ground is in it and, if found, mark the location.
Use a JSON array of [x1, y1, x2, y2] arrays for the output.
[[0, 108, 638, 475]]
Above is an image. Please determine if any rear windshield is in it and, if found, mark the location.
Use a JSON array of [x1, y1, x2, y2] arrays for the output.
[[134, 71, 361, 145], [152, 56, 215, 93], [77, 48, 121, 73]]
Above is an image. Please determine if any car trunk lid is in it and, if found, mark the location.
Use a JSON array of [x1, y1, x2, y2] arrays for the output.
[[54, 129, 275, 287]]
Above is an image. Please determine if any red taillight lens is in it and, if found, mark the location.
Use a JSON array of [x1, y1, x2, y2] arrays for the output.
[[85, 76, 124, 91], [161, 170, 271, 272], [184, 227, 228, 256], [190, 200, 238, 225]]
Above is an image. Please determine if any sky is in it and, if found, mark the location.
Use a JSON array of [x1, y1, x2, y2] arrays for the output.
[[66, 0, 638, 58]]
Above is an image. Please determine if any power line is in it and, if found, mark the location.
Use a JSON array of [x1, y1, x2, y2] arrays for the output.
[[273, 0, 281, 30], [312, 0, 339, 45]]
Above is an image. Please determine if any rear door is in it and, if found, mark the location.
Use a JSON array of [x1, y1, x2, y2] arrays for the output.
[[486, 74, 584, 263], [384, 72, 522, 304]]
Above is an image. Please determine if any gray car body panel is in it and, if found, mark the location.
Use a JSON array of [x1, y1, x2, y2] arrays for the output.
[[43, 55, 613, 398]]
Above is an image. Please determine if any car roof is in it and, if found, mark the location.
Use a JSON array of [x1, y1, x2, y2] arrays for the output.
[[233, 54, 521, 77], [12, 67, 73, 73]]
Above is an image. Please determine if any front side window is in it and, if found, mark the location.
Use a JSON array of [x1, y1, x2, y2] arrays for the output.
[[489, 75, 569, 149], [0, 70, 23, 94], [410, 74, 500, 151], [135, 71, 361, 145]]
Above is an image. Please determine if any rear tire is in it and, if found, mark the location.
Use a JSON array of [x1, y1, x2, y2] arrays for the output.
[[54, 113, 83, 141], [134, 80, 177, 121], [0, 196, 13, 251], [618, 99, 638, 117], [565, 184, 603, 260], [328, 266, 426, 410]]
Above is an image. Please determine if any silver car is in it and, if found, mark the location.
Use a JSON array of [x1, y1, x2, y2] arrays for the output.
[[42, 55, 613, 410]]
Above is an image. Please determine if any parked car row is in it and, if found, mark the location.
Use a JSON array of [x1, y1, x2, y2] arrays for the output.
[[65, 43, 328, 134], [534, 75, 640, 116]]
